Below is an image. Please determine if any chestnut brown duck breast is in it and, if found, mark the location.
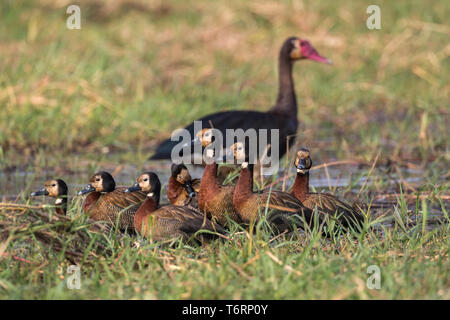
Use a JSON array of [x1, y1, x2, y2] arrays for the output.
[[167, 163, 200, 207], [191, 129, 242, 226], [291, 148, 365, 230], [77, 171, 146, 231], [125, 172, 226, 242], [31, 179, 68, 215], [150, 36, 331, 161]]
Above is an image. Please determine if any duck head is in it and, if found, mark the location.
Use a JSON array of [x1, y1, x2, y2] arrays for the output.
[[78, 171, 115, 195], [171, 163, 196, 198], [191, 128, 214, 148], [125, 172, 161, 197], [227, 142, 250, 167], [294, 148, 312, 174], [284, 37, 332, 64], [31, 179, 68, 200], [187, 128, 226, 162]]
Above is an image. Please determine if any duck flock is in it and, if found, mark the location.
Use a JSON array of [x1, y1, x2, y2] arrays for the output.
[[30, 37, 366, 242]]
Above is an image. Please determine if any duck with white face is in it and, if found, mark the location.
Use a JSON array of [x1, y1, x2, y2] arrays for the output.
[[31, 179, 69, 215], [124, 172, 161, 200], [124, 172, 226, 242], [228, 142, 316, 233], [291, 148, 365, 231], [183, 129, 243, 227], [77, 171, 147, 232], [168, 163, 201, 207], [294, 148, 312, 174]]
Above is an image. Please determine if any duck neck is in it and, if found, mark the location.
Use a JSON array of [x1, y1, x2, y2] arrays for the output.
[[55, 197, 68, 215], [134, 196, 158, 234], [82, 192, 101, 215], [198, 161, 220, 210], [272, 53, 297, 117], [233, 163, 254, 209], [167, 176, 183, 204], [291, 171, 310, 202]]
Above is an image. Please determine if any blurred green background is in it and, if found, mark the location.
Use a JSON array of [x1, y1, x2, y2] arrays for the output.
[[0, 0, 449, 300], [0, 0, 448, 168]]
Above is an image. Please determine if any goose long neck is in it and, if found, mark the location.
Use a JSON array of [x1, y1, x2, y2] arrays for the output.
[[291, 171, 309, 202], [273, 53, 297, 116]]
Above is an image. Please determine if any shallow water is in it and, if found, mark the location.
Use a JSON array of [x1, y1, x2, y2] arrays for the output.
[[0, 162, 422, 199], [0, 160, 447, 231]]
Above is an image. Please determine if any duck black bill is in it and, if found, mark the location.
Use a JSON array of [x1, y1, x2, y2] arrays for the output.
[[183, 183, 196, 198], [182, 136, 201, 149], [296, 158, 310, 171], [124, 183, 141, 193], [78, 184, 95, 196], [30, 187, 49, 197]]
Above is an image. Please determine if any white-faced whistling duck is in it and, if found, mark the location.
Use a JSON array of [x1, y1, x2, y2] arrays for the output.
[[167, 163, 200, 208], [229, 142, 316, 233], [125, 172, 226, 242], [150, 36, 331, 161], [189, 128, 242, 226], [31, 179, 68, 215], [77, 171, 146, 231], [291, 148, 365, 230]]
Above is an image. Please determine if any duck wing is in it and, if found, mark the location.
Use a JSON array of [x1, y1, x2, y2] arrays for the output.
[[94, 188, 146, 229], [259, 190, 316, 231], [303, 193, 364, 228], [151, 205, 226, 239]]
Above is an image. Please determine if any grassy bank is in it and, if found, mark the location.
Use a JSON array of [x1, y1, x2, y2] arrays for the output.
[[0, 0, 448, 300], [0, 189, 448, 299]]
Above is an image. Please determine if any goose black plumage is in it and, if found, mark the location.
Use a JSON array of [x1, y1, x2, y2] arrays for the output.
[[149, 36, 331, 161]]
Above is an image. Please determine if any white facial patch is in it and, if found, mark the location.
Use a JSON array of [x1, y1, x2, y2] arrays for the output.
[[206, 149, 214, 158], [242, 162, 248, 169], [55, 198, 63, 205], [204, 130, 212, 143], [147, 192, 154, 197]]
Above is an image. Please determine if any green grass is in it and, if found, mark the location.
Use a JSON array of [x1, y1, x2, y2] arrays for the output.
[[0, 0, 448, 165], [0, 0, 449, 299], [0, 188, 448, 299]]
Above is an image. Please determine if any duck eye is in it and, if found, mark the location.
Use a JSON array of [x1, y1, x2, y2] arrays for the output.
[[95, 178, 100, 182], [52, 184, 56, 187], [143, 178, 148, 182]]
